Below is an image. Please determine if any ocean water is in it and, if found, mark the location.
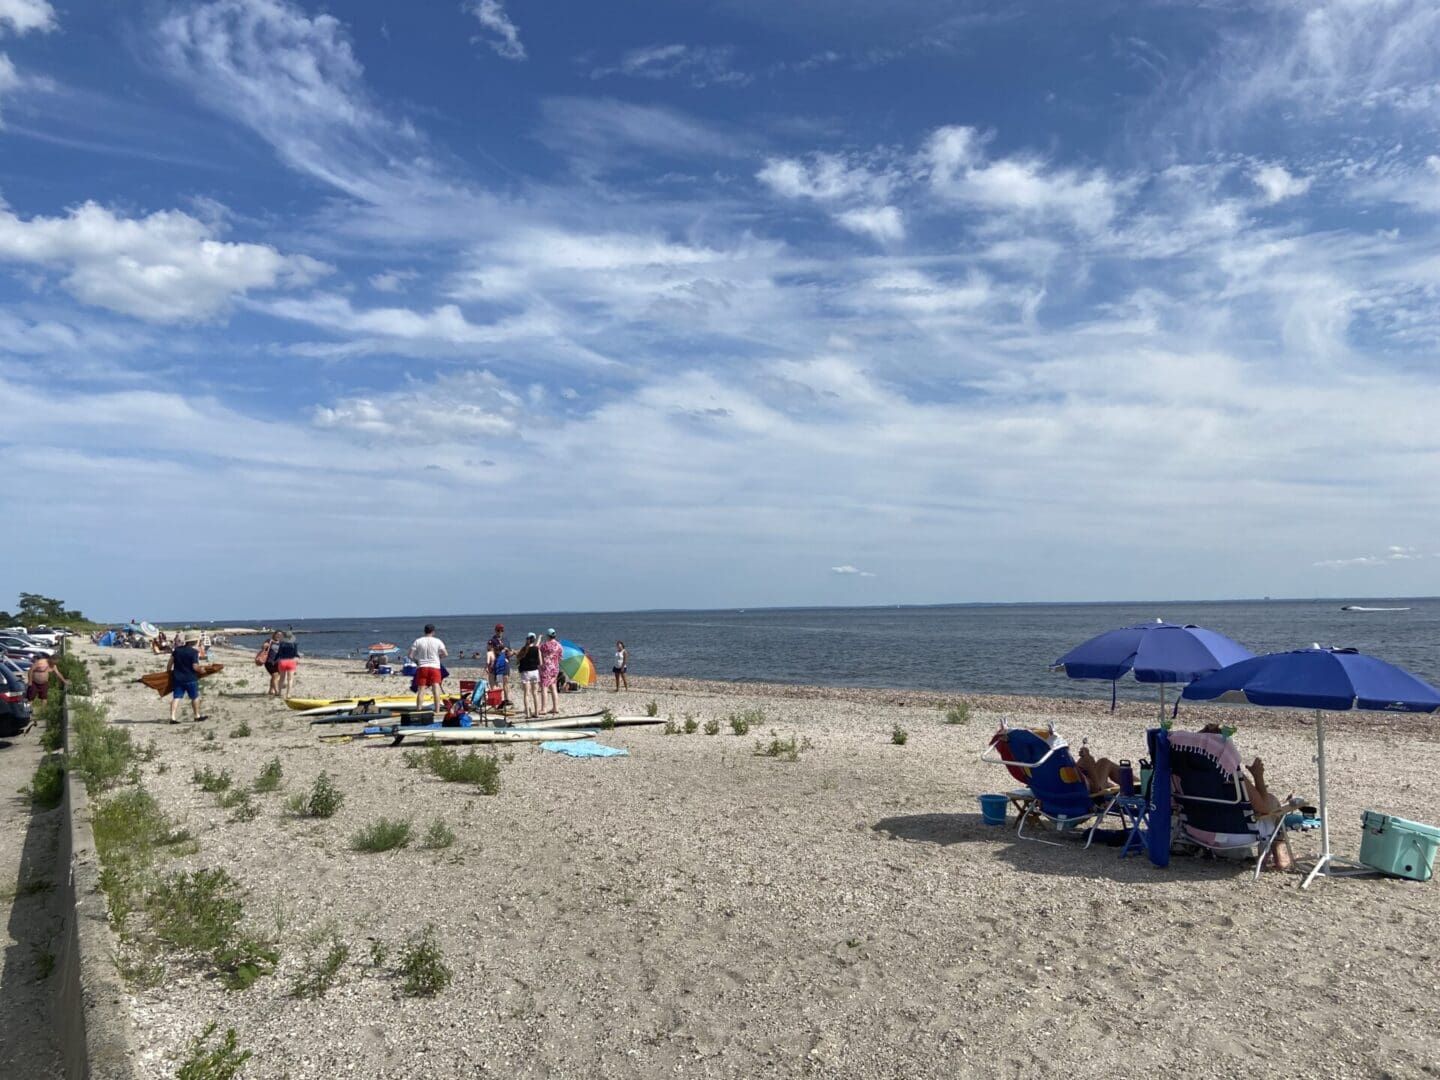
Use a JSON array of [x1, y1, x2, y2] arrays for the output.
[[209, 598, 1440, 701]]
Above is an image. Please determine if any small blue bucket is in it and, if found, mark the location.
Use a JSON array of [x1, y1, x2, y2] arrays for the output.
[[978, 794, 1008, 826]]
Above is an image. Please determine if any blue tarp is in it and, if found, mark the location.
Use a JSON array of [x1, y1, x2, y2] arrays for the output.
[[97, 631, 116, 647], [540, 740, 628, 758]]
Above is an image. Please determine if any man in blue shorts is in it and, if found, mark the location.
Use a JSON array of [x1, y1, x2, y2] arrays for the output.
[[167, 634, 204, 723]]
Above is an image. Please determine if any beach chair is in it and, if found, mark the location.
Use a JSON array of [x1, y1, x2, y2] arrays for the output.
[[1166, 729, 1296, 881], [981, 725, 1122, 847]]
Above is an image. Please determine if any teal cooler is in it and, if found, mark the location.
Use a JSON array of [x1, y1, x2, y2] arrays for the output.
[[1359, 811, 1440, 882]]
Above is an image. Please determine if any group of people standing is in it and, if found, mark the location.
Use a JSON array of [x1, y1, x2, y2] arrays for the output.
[[483, 623, 565, 718], [255, 630, 300, 697]]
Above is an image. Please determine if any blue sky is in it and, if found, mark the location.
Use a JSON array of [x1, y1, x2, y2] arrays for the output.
[[3, 0, 1440, 620]]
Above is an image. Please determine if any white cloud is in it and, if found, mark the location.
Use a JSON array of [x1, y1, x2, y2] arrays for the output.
[[1252, 163, 1312, 204], [369, 269, 417, 293], [264, 292, 541, 348], [836, 205, 904, 244], [0, 0, 56, 35], [831, 565, 876, 577], [0, 200, 328, 321], [595, 43, 749, 87], [1314, 546, 1426, 569], [312, 370, 522, 437], [466, 0, 526, 61], [923, 126, 1120, 230], [757, 153, 895, 203]]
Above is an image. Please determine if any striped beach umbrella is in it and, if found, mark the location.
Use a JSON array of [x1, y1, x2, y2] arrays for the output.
[[558, 639, 597, 687]]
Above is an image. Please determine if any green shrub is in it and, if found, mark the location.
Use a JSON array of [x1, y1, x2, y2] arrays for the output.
[[755, 733, 807, 761], [227, 721, 251, 739], [728, 708, 764, 736], [351, 818, 412, 853], [702, 718, 720, 736], [644, 701, 659, 717], [25, 755, 64, 809], [599, 708, 616, 730], [176, 1022, 251, 1080], [683, 715, 699, 735], [146, 868, 277, 990], [418, 744, 500, 794], [70, 700, 134, 793], [891, 725, 909, 746], [289, 772, 344, 818], [662, 718, 679, 735], [192, 766, 232, 793], [290, 937, 349, 1000], [251, 759, 283, 794], [421, 819, 456, 850], [55, 653, 91, 695], [398, 924, 451, 997], [942, 701, 972, 725]]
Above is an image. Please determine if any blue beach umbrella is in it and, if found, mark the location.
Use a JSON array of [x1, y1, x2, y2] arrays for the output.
[[1183, 647, 1440, 887], [1051, 620, 1254, 717]]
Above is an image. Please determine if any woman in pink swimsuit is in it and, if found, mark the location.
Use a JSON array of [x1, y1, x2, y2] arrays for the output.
[[538, 629, 563, 716]]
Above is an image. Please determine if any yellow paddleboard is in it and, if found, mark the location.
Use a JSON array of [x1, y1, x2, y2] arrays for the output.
[[286, 694, 460, 712]]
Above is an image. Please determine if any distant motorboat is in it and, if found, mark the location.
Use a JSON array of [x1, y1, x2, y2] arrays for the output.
[[1340, 605, 1412, 612]]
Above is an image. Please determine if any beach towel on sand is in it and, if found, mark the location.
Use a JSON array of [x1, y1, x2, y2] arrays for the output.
[[539, 740, 628, 758]]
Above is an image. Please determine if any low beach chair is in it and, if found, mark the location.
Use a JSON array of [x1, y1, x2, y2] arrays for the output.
[[1167, 729, 1296, 881], [981, 724, 1122, 847]]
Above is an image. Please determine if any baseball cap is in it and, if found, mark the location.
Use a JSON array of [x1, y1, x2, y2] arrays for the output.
[[546, 628, 556, 636], [494, 623, 504, 631], [526, 631, 536, 640]]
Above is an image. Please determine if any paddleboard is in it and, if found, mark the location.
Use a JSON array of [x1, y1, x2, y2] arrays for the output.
[[391, 727, 596, 745], [517, 713, 665, 729], [283, 696, 457, 714]]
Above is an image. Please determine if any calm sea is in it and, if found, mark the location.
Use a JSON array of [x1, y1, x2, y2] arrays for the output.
[[205, 598, 1440, 701]]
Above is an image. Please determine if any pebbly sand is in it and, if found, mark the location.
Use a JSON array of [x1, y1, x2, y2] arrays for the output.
[[77, 641, 1440, 1079]]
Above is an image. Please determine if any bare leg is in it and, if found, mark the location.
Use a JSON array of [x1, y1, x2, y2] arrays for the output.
[[1244, 758, 1294, 871]]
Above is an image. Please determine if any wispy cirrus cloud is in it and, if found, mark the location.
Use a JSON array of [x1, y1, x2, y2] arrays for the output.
[[591, 43, 750, 87], [1314, 546, 1430, 569], [465, 0, 526, 61], [831, 565, 876, 578]]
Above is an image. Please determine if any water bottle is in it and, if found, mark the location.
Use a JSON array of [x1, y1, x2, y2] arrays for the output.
[[1117, 759, 1135, 796]]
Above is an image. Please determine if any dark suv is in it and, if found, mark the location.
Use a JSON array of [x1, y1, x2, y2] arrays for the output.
[[0, 658, 32, 738]]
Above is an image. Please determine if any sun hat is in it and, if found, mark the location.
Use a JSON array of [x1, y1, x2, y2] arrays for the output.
[[526, 632, 537, 640]]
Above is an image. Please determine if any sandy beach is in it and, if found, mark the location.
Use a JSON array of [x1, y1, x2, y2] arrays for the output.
[[74, 641, 1440, 1079]]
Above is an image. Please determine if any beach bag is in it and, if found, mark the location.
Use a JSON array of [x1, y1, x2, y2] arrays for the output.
[[254, 643, 270, 666]]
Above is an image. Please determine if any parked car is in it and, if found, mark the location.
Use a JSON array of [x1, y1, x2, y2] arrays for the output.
[[0, 658, 32, 737], [24, 629, 62, 647], [0, 635, 53, 658]]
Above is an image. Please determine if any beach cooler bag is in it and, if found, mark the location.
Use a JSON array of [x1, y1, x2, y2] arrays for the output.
[[1359, 811, 1440, 882]]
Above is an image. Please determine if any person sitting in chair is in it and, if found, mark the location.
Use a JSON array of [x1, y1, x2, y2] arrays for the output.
[[1243, 758, 1297, 872], [1075, 745, 1124, 795]]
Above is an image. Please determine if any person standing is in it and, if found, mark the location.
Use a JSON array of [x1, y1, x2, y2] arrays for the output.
[[274, 632, 301, 698], [538, 629, 563, 716], [167, 634, 203, 723], [486, 623, 510, 703], [261, 630, 283, 696], [515, 632, 541, 718], [409, 624, 448, 713], [612, 640, 629, 691], [26, 654, 67, 703]]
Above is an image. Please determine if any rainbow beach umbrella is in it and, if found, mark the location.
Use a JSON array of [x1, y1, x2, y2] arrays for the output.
[[558, 639, 597, 687], [367, 642, 399, 655]]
